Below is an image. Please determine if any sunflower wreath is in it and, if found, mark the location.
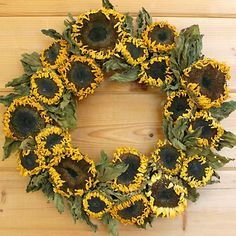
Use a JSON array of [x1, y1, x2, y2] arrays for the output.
[[1, 0, 236, 235]]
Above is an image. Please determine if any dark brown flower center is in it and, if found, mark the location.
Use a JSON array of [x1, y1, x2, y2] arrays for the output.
[[45, 134, 63, 149], [117, 154, 140, 185], [78, 11, 120, 51], [159, 145, 180, 170], [192, 118, 217, 139], [68, 61, 95, 89], [20, 151, 39, 170], [88, 26, 108, 42], [149, 26, 175, 45], [35, 77, 59, 98], [147, 61, 167, 81], [9, 106, 45, 139], [118, 200, 145, 220], [185, 64, 226, 100], [126, 42, 144, 60], [45, 43, 61, 64], [88, 196, 107, 213], [55, 157, 93, 191], [187, 159, 206, 180], [151, 181, 179, 208], [168, 96, 190, 120], [201, 76, 212, 88]]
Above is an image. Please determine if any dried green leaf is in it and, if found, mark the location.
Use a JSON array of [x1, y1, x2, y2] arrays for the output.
[[162, 82, 180, 92], [163, 118, 188, 150], [185, 185, 200, 202], [81, 210, 98, 232], [97, 151, 129, 182], [67, 12, 76, 24], [19, 137, 36, 150], [46, 93, 77, 129], [48, 105, 77, 129], [0, 74, 30, 106], [172, 119, 188, 140], [102, 0, 114, 9], [101, 214, 118, 236], [21, 52, 42, 75], [210, 101, 236, 121], [170, 25, 203, 81], [185, 147, 202, 157], [136, 7, 152, 38], [162, 118, 169, 139], [100, 150, 109, 163], [183, 127, 202, 147], [41, 29, 62, 40], [104, 163, 128, 181], [98, 163, 129, 182], [5, 74, 30, 88], [208, 152, 233, 169], [102, 187, 129, 202], [58, 101, 77, 129], [21, 52, 41, 66], [96, 150, 109, 171], [2, 137, 21, 160], [59, 92, 72, 109], [103, 57, 130, 73], [41, 181, 55, 202], [68, 196, 83, 222], [191, 148, 234, 169], [26, 171, 49, 192], [171, 138, 186, 150], [217, 131, 236, 150], [14, 83, 30, 95], [62, 24, 80, 54], [109, 67, 139, 82], [123, 14, 134, 34], [54, 193, 64, 214], [0, 93, 21, 106], [165, 119, 175, 140]]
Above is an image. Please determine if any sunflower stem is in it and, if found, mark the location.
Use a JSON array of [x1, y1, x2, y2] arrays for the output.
[[102, 0, 114, 9]]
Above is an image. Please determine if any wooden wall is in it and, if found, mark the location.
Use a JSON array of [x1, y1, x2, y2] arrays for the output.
[[0, 1, 236, 236]]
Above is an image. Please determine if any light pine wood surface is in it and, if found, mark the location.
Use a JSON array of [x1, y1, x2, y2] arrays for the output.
[[0, 1, 236, 236]]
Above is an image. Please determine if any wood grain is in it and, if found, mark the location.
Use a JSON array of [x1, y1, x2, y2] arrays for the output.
[[0, 0, 236, 17], [1, 88, 236, 167], [0, 1, 236, 236]]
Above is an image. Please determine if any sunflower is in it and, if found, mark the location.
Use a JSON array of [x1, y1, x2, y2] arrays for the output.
[[17, 150, 45, 176], [112, 147, 148, 193], [152, 140, 185, 175], [40, 40, 68, 69], [117, 34, 149, 66], [139, 56, 173, 87], [111, 194, 151, 225], [58, 55, 104, 100], [71, 8, 126, 60], [181, 58, 230, 109], [142, 21, 178, 52], [146, 173, 187, 218], [49, 148, 97, 198], [3, 96, 52, 140], [35, 126, 71, 167], [30, 68, 64, 105], [83, 191, 113, 219], [188, 111, 224, 148], [164, 90, 195, 121], [180, 155, 214, 188]]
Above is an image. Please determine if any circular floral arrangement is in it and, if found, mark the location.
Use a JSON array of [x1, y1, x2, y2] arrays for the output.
[[1, 0, 236, 235]]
